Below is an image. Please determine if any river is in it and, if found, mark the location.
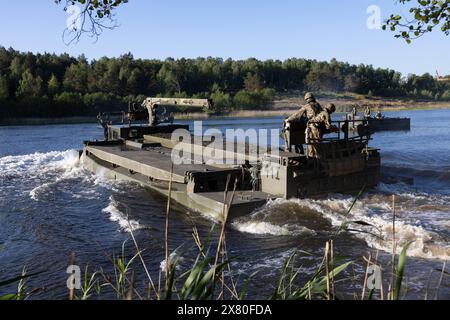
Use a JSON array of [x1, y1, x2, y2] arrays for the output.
[[0, 109, 449, 299]]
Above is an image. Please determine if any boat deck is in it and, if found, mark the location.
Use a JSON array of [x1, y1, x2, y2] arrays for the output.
[[85, 144, 222, 183], [83, 143, 272, 219]]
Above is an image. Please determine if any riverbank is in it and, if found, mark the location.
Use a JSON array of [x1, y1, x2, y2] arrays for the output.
[[1, 94, 449, 125], [274, 92, 450, 112], [174, 94, 450, 119]]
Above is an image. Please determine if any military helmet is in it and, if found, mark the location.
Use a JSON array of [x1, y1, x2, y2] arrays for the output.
[[304, 92, 315, 102], [326, 103, 336, 113]]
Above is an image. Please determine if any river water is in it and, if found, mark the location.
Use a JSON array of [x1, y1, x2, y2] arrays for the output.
[[0, 109, 449, 299]]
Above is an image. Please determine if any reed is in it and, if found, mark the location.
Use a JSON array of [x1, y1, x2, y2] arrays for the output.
[[390, 195, 396, 299], [165, 164, 174, 287], [0, 239, 438, 300], [0, 269, 44, 300], [0, 193, 446, 300], [271, 243, 352, 300]]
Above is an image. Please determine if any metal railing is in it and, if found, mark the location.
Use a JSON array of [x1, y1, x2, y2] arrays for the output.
[[306, 118, 371, 144]]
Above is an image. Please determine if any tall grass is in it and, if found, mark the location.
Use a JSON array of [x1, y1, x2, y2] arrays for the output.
[[270, 243, 352, 300]]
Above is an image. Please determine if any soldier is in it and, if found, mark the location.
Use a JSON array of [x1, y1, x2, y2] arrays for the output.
[[285, 92, 323, 123], [364, 106, 372, 119], [97, 112, 109, 141], [306, 103, 339, 158], [284, 92, 323, 154], [376, 110, 382, 120], [352, 106, 358, 117]]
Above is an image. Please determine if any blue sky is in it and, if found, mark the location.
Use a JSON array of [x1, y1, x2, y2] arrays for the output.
[[0, 0, 448, 76]]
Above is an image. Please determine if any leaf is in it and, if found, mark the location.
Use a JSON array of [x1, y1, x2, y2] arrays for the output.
[[180, 254, 208, 299], [163, 261, 178, 300], [351, 220, 375, 227], [393, 241, 414, 300], [240, 271, 259, 300], [0, 294, 17, 300], [0, 271, 45, 287]]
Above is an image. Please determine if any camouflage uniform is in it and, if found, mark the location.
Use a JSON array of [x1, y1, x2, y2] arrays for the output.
[[285, 93, 323, 155], [286, 100, 322, 123], [365, 106, 371, 119], [306, 104, 336, 158], [376, 111, 382, 119]]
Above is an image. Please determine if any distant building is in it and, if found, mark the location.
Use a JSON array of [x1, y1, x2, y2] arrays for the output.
[[436, 70, 450, 82]]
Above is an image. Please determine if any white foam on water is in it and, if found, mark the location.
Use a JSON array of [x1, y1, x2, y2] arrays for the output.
[[160, 250, 184, 271], [377, 183, 450, 206], [231, 248, 301, 277], [102, 196, 144, 233], [29, 181, 53, 201], [259, 196, 449, 261], [232, 220, 316, 237], [71, 189, 99, 200], [82, 157, 126, 193], [0, 150, 77, 177], [0, 149, 128, 201], [0, 149, 86, 201], [231, 197, 318, 237], [29, 150, 86, 201]]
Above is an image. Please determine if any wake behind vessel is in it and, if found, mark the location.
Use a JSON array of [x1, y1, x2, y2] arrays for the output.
[[81, 97, 381, 220]]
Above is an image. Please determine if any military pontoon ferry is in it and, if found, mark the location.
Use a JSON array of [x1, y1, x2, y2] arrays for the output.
[[81, 98, 381, 220], [345, 114, 411, 133]]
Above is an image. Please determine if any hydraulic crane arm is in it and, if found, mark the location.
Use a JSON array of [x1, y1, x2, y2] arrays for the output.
[[141, 97, 213, 126]]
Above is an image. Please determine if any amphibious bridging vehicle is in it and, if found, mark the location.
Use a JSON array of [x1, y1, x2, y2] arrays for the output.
[[345, 114, 411, 132], [81, 98, 381, 220]]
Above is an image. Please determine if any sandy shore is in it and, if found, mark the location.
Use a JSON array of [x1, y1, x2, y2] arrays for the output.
[[175, 96, 450, 120], [1, 95, 449, 125]]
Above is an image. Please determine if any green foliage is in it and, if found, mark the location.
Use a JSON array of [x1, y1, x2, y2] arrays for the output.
[[126, 68, 145, 95], [63, 61, 89, 93], [234, 88, 275, 110], [244, 72, 264, 91], [210, 90, 231, 113], [384, 0, 450, 42], [0, 74, 9, 100], [419, 89, 434, 99], [176, 251, 228, 300], [305, 62, 343, 92], [47, 74, 60, 96], [16, 70, 44, 98], [55, 0, 129, 19], [441, 89, 450, 100], [393, 241, 414, 300], [0, 46, 449, 119], [271, 251, 352, 300], [83, 92, 124, 114], [158, 64, 182, 95], [54, 92, 85, 116], [233, 90, 257, 109], [55, 0, 129, 44], [0, 269, 44, 300], [9, 57, 24, 81], [173, 91, 189, 98]]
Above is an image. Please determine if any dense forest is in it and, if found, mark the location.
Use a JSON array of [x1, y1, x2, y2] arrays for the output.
[[0, 46, 449, 119]]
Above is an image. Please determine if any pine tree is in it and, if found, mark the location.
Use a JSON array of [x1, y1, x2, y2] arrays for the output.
[[16, 70, 43, 97], [0, 74, 9, 100], [48, 74, 60, 96]]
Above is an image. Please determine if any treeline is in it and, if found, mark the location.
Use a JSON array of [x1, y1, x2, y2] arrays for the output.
[[0, 46, 449, 119]]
